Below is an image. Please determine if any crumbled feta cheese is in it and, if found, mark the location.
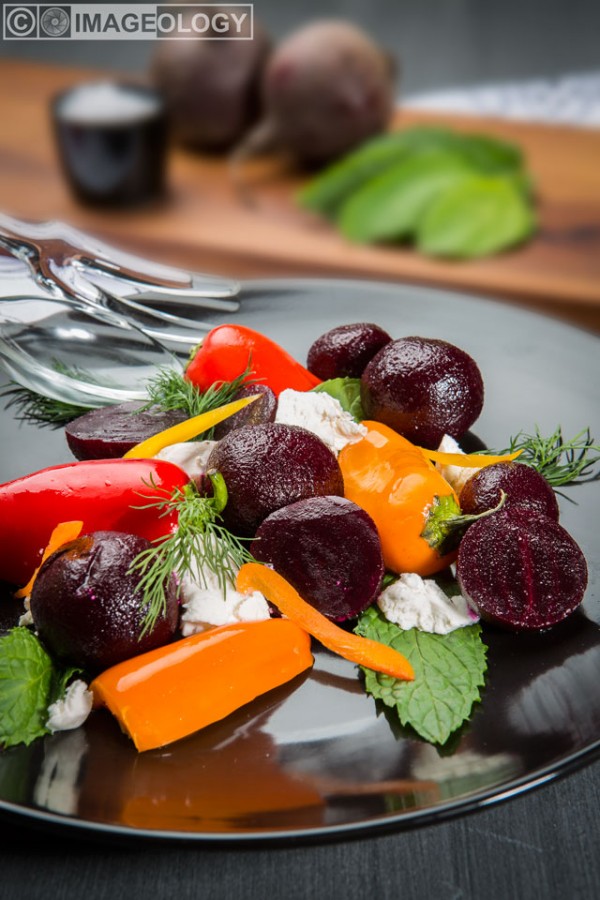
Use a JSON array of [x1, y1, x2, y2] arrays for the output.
[[436, 434, 482, 495], [179, 552, 270, 636], [154, 440, 217, 480], [377, 573, 478, 634], [46, 680, 93, 733], [275, 389, 366, 455]]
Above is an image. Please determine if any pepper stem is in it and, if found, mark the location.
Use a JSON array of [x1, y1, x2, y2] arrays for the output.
[[421, 491, 507, 557]]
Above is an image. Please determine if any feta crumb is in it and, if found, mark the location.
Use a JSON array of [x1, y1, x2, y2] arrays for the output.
[[179, 550, 270, 636], [154, 440, 218, 480], [436, 434, 482, 495], [377, 573, 478, 634], [275, 389, 366, 455], [46, 679, 93, 733]]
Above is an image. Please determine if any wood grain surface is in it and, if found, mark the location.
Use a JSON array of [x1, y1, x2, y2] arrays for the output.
[[0, 59, 599, 333]]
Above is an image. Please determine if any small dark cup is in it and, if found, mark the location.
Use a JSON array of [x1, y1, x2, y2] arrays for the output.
[[52, 81, 168, 207]]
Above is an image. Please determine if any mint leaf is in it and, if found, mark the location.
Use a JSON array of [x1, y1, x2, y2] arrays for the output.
[[417, 174, 536, 259], [356, 606, 487, 745], [312, 377, 365, 421], [0, 628, 56, 748], [338, 150, 476, 243]]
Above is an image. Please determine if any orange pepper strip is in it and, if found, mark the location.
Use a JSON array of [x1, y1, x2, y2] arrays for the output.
[[90, 618, 313, 752], [14, 520, 83, 599], [236, 563, 414, 682], [421, 447, 522, 467], [123, 394, 261, 459]]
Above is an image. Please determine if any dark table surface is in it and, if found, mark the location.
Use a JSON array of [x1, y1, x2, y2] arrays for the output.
[[1, 758, 599, 900]]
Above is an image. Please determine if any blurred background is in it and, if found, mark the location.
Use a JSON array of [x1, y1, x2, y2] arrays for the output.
[[3, 0, 600, 97], [0, 0, 599, 331]]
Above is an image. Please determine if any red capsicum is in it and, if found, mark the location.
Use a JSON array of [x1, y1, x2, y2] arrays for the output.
[[0, 458, 189, 587], [185, 324, 321, 397]]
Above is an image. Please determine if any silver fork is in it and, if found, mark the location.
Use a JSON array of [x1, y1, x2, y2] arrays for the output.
[[0, 214, 241, 345]]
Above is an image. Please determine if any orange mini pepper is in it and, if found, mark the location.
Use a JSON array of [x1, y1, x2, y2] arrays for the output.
[[339, 421, 461, 577], [91, 618, 313, 752]]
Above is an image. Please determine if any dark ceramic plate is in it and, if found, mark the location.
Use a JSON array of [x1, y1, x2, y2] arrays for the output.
[[0, 279, 599, 844]]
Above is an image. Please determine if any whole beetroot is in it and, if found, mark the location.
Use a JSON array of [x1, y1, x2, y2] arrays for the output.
[[208, 422, 344, 535], [307, 322, 392, 380], [151, 11, 271, 150], [361, 336, 484, 448], [213, 383, 277, 440], [460, 461, 559, 521], [457, 509, 587, 631], [252, 496, 384, 621], [30, 531, 179, 672]]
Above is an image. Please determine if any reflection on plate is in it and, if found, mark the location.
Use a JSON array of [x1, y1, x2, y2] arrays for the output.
[[0, 278, 599, 843]]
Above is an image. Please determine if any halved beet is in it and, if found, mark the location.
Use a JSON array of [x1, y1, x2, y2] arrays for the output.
[[65, 402, 188, 460], [213, 383, 277, 440], [208, 423, 344, 536], [460, 461, 559, 521], [361, 336, 484, 449], [252, 496, 384, 621], [307, 322, 392, 380], [457, 509, 587, 631]]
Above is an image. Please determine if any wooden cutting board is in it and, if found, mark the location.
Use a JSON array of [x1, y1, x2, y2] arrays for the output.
[[1, 59, 599, 332]]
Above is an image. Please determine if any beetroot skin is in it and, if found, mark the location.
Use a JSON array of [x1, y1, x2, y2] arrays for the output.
[[213, 383, 277, 440], [30, 531, 179, 672], [460, 461, 559, 521], [65, 402, 188, 460], [307, 322, 392, 380], [208, 423, 344, 536], [252, 496, 384, 620], [361, 336, 484, 448], [457, 509, 588, 631]]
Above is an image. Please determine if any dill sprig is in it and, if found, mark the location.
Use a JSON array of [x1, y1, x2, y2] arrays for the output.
[[0, 383, 95, 427], [129, 472, 253, 637], [142, 365, 256, 438], [491, 426, 600, 486]]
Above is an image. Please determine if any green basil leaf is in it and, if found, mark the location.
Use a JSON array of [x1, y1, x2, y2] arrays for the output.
[[417, 174, 536, 258], [297, 127, 461, 218], [356, 606, 487, 745], [338, 150, 476, 243], [312, 377, 365, 421]]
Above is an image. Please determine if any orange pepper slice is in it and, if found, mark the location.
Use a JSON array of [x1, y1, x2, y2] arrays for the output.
[[91, 618, 313, 752], [14, 520, 83, 599], [236, 563, 414, 682]]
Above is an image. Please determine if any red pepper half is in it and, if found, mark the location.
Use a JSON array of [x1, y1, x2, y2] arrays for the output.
[[0, 458, 189, 587], [185, 324, 321, 397]]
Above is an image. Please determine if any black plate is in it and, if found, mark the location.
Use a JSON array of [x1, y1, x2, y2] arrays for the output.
[[1, 278, 599, 844]]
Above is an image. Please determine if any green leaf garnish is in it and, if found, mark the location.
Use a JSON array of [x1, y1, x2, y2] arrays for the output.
[[417, 174, 536, 258], [0, 628, 76, 748], [130, 473, 254, 637], [0, 383, 94, 428], [355, 606, 487, 745], [490, 426, 600, 486], [312, 377, 365, 421]]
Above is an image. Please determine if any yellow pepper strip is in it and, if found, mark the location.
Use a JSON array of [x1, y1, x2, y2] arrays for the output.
[[14, 520, 83, 599], [124, 395, 261, 459], [420, 448, 522, 468]]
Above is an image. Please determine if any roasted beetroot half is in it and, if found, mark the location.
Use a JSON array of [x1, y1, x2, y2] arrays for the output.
[[65, 401, 188, 460], [457, 509, 587, 631], [30, 531, 178, 672], [460, 461, 559, 521], [307, 322, 392, 380], [361, 336, 484, 449], [208, 423, 344, 536], [252, 496, 384, 621], [213, 383, 277, 440]]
